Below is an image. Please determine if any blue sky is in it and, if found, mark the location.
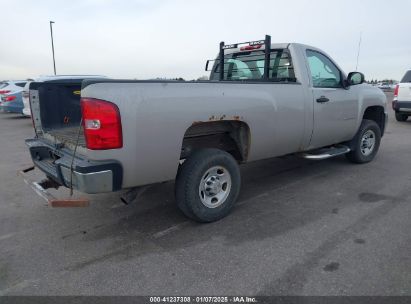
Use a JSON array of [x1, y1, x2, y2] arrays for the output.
[[1, 0, 410, 80]]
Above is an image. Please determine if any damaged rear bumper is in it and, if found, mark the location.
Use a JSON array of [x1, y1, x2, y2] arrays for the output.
[[25, 138, 123, 194]]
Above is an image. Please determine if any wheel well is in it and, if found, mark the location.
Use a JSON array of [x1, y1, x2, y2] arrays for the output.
[[363, 106, 385, 134], [181, 121, 250, 162]]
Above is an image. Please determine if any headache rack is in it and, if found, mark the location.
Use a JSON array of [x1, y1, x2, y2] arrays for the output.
[[219, 35, 271, 81], [211, 35, 272, 81]]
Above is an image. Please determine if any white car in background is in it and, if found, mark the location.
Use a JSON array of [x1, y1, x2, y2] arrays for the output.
[[378, 82, 392, 91], [22, 75, 107, 117], [392, 70, 411, 121], [0, 80, 27, 94]]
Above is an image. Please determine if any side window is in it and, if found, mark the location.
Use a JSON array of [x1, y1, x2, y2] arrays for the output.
[[306, 50, 341, 88], [16, 82, 27, 87]]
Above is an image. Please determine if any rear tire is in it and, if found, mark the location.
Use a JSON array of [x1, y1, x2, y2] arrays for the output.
[[395, 112, 408, 122], [346, 119, 381, 164], [175, 149, 241, 223]]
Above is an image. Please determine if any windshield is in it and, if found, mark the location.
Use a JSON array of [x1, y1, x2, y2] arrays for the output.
[[210, 49, 296, 82]]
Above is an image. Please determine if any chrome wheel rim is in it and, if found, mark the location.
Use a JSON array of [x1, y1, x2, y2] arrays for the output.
[[199, 166, 232, 208], [360, 130, 376, 156]]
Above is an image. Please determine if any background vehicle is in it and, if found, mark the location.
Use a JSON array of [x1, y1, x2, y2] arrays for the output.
[[393, 70, 411, 121], [0, 80, 27, 114], [23, 36, 387, 222], [378, 82, 392, 91], [21, 75, 107, 117], [22, 82, 31, 117]]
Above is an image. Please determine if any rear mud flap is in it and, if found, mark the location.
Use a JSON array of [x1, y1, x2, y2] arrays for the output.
[[19, 166, 90, 207]]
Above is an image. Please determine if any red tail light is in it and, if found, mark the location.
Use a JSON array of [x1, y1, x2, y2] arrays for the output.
[[80, 98, 122, 150], [0, 90, 10, 94], [394, 84, 399, 97], [3, 95, 16, 102]]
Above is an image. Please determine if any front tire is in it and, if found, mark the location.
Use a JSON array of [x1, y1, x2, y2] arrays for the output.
[[346, 119, 381, 164], [395, 112, 408, 122], [175, 149, 241, 223]]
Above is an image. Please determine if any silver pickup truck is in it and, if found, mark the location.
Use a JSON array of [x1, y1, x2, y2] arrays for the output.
[[23, 35, 387, 222]]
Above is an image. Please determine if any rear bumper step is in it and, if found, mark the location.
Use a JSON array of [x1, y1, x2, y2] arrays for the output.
[[25, 138, 123, 193], [19, 166, 90, 207], [393, 100, 411, 112], [301, 145, 350, 160]]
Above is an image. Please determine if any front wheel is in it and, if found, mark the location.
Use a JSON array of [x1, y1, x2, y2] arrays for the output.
[[395, 112, 408, 122], [175, 149, 241, 222], [346, 119, 381, 164]]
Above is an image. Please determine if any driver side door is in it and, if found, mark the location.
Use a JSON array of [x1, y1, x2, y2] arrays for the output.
[[306, 50, 359, 149]]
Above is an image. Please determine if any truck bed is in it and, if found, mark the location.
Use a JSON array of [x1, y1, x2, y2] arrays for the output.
[[47, 126, 86, 147]]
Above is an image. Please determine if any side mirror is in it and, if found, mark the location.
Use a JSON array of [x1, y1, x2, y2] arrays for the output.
[[347, 72, 365, 86], [205, 59, 216, 71]]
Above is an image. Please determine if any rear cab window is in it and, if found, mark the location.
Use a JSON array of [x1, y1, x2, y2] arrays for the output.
[[210, 49, 296, 82]]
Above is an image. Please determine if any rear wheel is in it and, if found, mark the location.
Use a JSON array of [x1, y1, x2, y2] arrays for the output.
[[346, 119, 381, 164], [395, 112, 408, 122], [175, 148, 241, 222]]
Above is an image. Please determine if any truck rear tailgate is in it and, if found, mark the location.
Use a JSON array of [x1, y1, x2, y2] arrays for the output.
[[30, 80, 85, 147]]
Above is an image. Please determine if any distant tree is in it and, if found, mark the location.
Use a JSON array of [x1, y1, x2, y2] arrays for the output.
[[197, 75, 209, 81]]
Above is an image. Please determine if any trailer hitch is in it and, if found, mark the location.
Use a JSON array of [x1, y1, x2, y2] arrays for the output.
[[19, 166, 90, 207]]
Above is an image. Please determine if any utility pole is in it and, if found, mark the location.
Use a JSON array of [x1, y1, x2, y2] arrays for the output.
[[50, 21, 56, 75], [355, 32, 362, 71]]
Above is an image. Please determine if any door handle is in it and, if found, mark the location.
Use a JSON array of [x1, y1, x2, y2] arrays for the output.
[[316, 96, 330, 103]]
